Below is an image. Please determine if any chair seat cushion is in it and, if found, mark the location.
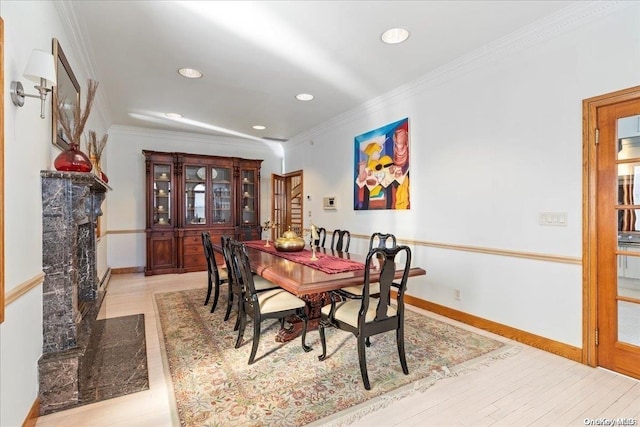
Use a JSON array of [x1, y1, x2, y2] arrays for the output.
[[218, 268, 228, 281], [340, 282, 380, 296], [321, 299, 397, 328], [253, 276, 279, 291], [258, 289, 306, 314]]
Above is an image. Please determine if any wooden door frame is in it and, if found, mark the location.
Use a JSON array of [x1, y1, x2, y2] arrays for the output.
[[0, 18, 5, 323], [583, 85, 640, 367], [271, 170, 303, 239]]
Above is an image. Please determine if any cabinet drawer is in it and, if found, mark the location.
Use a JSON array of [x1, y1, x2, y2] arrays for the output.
[[151, 231, 174, 238], [184, 235, 201, 245], [184, 254, 206, 268], [184, 244, 204, 256]]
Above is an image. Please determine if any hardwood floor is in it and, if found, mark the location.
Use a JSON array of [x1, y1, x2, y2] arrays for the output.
[[35, 272, 640, 427]]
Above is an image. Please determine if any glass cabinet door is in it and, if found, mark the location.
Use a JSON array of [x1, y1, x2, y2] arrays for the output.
[[153, 164, 172, 226], [241, 169, 257, 225], [185, 166, 207, 225], [211, 166, 232, 224]]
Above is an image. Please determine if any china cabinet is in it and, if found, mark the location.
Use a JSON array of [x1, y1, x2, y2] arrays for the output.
[[143, 150, 262, 275]]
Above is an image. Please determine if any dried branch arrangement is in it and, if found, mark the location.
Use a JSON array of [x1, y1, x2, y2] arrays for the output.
[[56, 79, 99, 148], [85, 130, 108, 162]]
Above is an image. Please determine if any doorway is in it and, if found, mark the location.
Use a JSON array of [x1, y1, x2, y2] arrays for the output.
[[271, 170, 303, 240], [584, 85, 640, 380]]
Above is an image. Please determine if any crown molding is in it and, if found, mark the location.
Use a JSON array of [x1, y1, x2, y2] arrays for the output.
[[108, 125, 282, 154], [287, 1, 629, 148], [53, 1, 112, 132]]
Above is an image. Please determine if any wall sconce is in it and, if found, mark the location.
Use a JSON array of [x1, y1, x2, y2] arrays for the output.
[[10, 49, 57, 119]]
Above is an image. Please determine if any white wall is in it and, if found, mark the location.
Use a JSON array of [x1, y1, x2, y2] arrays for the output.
[[104, 126, 282, 270], [284, 2, 640, 348], [1, 1, 108, 425]]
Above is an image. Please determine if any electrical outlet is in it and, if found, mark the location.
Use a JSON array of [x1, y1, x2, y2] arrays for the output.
[[454, 289, 461, 301]]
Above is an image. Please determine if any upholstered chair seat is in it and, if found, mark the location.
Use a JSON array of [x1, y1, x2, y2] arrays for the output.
[[257, 288, 306, 314], [254, 275, 280, 292], [320, 298, 396, 327], [338, 282, 380, 297]]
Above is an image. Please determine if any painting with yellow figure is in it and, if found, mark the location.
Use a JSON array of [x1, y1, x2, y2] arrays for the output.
[[354, 118, 410, 210]]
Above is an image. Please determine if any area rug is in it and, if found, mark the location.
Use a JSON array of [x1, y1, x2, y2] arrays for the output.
[[155, 288, 518, 426]]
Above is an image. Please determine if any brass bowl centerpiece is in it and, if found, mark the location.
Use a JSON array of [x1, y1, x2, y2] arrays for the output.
[[274, 228, 306, 252]]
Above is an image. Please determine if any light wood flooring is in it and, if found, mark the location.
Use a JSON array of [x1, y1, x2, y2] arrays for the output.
[[35, 272, 640, 427]]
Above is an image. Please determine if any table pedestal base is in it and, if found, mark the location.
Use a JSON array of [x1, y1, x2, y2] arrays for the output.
[[275, 291, 330, 343]]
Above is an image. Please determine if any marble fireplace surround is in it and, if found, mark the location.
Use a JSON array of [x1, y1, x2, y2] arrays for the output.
[[38, 171, 113, 414]]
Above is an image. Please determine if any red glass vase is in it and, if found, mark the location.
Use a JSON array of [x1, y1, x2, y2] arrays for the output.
[[54, 143, 93, 173]]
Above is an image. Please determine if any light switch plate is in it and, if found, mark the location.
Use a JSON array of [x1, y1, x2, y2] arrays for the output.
[[539, 212, 568, 226]]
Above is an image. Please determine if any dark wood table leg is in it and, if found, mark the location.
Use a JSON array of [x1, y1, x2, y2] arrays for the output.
[[275, 292, 329, 342]]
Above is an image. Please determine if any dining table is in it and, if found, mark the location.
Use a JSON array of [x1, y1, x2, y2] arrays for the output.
[[212, 240, 427, 342]]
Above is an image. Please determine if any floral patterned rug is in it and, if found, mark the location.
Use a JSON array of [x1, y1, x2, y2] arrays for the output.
[[155, 288, 518, 426]]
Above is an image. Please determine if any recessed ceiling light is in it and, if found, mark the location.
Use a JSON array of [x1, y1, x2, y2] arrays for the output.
[[165, 112, 183, 119], [296, 93, 314, 101], [178, 68, 203, 79], [252, 125, 266, 130], [381, 28, 410, 44]]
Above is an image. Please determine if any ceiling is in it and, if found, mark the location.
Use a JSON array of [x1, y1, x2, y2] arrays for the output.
[[67, 1, 574, 143]]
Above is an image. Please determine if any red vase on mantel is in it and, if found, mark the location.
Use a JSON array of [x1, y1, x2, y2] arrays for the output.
[[54, 143, 93, 173]]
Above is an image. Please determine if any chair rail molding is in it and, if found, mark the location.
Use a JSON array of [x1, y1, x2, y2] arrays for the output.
[[5, 272, 45, 306]]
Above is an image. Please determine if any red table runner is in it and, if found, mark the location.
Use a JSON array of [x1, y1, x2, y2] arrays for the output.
[[244, 241, 366, 274]]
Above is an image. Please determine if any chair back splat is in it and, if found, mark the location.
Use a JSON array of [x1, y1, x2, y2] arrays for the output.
[[368, 232, 397, 251], [331, 229, 351, 252], [333, 231, 396, 300], [318, 245, 412, 390], [201, 231, 228, 312], [220, 236, 241, 325], [315, 227, 327, 248]]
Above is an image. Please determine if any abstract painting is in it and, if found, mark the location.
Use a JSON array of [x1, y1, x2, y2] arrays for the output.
[[354, 118, 410, 210]]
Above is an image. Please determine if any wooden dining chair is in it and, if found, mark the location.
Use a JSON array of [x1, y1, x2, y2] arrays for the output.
[[201, 231, 229, 313], [330, 229, 350, 252], [318, 245, 412, 390], [221, 236, 278, 329], [315, 227, 327, 248], [229, 240, 312, 364]]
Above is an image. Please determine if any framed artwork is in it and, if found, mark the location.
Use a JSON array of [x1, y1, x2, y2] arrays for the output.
[[52, 38, 80, 150], [354, 117, 410, 210]]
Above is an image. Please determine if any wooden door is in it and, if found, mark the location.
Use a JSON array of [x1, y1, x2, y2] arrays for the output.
[[590, 89, 640, 380], [271, 170, 303, 239]]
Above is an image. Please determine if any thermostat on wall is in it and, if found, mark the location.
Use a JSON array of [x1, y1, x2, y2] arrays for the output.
[[323, 197, 336, 210]]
